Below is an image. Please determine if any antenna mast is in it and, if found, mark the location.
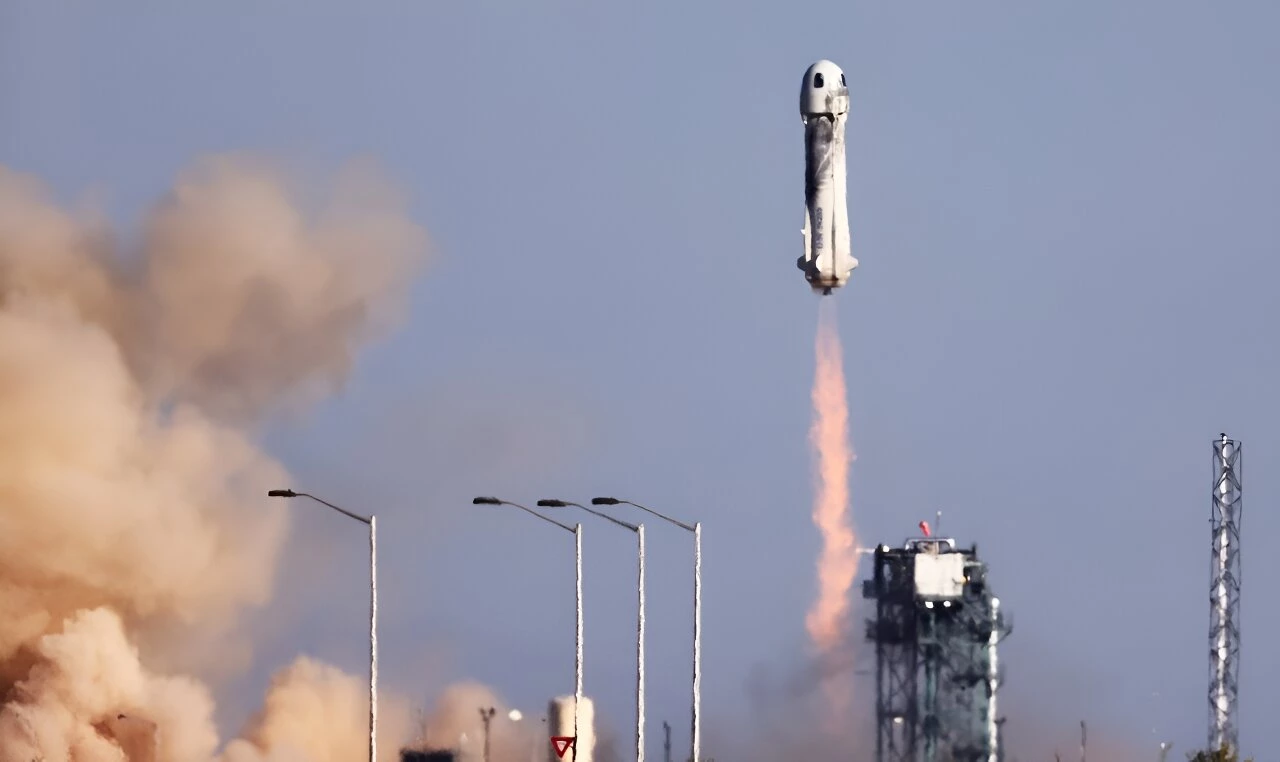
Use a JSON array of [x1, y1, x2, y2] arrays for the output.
[[1208, 433, 1242, 755]]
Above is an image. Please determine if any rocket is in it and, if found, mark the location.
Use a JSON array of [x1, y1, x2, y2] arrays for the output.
[[798, 60, 858, 295]]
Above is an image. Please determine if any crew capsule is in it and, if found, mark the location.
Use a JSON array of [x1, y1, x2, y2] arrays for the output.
[[800, 60, 850, 121]]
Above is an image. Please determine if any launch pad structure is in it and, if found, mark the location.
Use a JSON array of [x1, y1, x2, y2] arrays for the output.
[[863, 535, 1010, 762]]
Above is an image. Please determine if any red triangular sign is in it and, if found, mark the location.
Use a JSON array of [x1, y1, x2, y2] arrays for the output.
[[551, 736, 576, 758]]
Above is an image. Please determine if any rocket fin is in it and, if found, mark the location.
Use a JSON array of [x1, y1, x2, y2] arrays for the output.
[[799, 210, 812, 270]]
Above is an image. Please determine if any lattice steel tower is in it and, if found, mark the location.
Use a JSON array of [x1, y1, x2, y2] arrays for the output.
[[1209, 433, 1242, 755], [863, 534, 1011, 762]]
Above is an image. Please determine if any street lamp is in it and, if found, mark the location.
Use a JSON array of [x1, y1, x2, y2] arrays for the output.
[[479, 707, 497, 762], [594, 497, 701, 762], [539, 499, 646, 762], [473, 497, 583, 762], [267, 489, 377, 762]]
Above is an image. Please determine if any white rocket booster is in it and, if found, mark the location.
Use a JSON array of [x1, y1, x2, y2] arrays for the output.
[[798, 60, 857, 295]]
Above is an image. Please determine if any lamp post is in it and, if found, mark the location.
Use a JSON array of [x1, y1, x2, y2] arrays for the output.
[[539, 499, 645, 762], [594, 497, 701, 762], [479, 707, 497, 762], [267, 489, 377, 762], [473, 497, 583, 762]]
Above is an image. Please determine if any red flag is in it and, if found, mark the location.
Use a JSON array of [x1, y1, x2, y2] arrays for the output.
[[918, 520, 931, 537]]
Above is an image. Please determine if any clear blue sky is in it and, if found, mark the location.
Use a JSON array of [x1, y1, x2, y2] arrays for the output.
[[4, 2, 1280, 759]]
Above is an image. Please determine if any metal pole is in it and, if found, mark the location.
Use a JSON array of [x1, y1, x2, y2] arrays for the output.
[[548, 499, 646, 761], [691, 522, 702, 762], [575, 523, 583, 762], [370, 516, 378, 762], [268, 492, 379, 762], [595, 499, 699, 762], [480, 707, 495, 762], [475, 497, 582, 761], [637, 524, 646, 762], [1080, 720, 1086, 762]]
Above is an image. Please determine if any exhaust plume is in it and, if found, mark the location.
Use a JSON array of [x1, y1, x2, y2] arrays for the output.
[[0, 156, 426, 761], [803, 300, 858, 722]]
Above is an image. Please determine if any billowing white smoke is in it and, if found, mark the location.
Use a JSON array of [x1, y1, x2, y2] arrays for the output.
[[416, 682, 544, 762], [0, 155, 425, 761], [221, 657, 414, 762]]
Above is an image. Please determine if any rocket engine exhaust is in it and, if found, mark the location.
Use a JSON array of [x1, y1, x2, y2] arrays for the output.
[[804, 300, 858, 722]]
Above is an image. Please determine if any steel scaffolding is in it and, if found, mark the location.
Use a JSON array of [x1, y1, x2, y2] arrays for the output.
[[863, 537, 1010, 762]]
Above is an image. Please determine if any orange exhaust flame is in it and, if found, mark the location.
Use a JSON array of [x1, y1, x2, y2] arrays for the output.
[[804, 301, 858, 720]]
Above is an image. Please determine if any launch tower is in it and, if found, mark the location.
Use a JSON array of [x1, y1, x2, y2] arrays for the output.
[[862, 535, 1010, 762], [1208, 434, 1242, 755]]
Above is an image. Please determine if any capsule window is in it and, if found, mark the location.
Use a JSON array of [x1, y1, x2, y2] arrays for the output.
[[813, 73, 824, 88], [841, 73, 846, 85]]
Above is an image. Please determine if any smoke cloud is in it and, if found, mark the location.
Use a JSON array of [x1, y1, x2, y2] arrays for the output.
[[0, 156, 425, 760], [804, 300, 859, 726], [404, 682, 625, 762], [222, 657, 414, 762], [412, 682, 533, 760]]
